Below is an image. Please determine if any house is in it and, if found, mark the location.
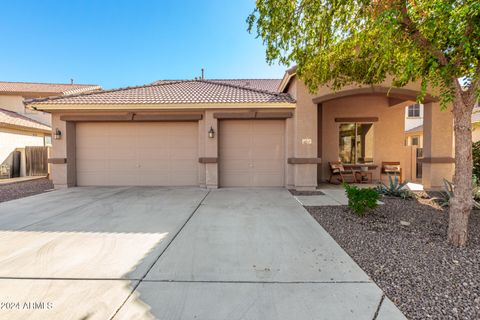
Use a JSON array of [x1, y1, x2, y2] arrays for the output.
[[26, 69, 454, 190], [403, 103, 480, 150], [0, 81, 101, 178], [404, 103, 424, 147]]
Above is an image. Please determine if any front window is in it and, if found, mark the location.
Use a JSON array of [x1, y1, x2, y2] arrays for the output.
[[407, 104, 421, 117], [411, 136, 419, 146], [339, 123, 374, 164]]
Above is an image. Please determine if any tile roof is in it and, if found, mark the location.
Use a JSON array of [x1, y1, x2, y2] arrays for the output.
[[26, 80, 295, 106], [0, 81, 101, 95], [0, 108, 51, 133], [154, 79, 282, 93]]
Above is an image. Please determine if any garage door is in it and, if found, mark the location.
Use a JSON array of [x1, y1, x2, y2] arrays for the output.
[[76, 122, 198, 186], [219, 120, 285, 187]]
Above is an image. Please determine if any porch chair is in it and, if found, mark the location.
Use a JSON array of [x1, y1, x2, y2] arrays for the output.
[[381, 161, 402, 182], [328, 161, 356, 184]]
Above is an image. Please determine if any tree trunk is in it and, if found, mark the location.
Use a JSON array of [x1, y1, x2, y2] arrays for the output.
[[448, 90, 475, 247]]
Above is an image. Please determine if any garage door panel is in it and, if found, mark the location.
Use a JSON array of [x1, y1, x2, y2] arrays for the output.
[[253, 174, 283, 186], [220, 173, 252, 187], [220, 159, 251, 171], [219, 120, 285, 187], [76, 122, 198, 186], [76, 149, 107, 160], [219, 148, 251, 160], [252, 159, 283, 171], [77, 173, 107, 186], [106, 149, 137, 160], [76, 137, 109, 149], [76, 160, 106, 172]]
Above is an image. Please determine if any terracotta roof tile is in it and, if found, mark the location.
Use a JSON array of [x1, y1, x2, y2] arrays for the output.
[[27, 80, 295, 106], [0, 81, 101, 95], [154, 79, 282, 93], [0, 108, 51, 132]]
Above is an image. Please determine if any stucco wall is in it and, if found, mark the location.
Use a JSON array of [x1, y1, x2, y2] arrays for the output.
[[0, 128, 46, 177], [320, 95, 405, 181], [0, 95, 51, 126]]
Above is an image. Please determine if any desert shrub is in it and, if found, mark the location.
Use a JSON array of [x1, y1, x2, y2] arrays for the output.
[[473, 141, 480, 180], [375, 174, 414, 199], [440, 177, 480, 209], [344, 183, 379, 216]]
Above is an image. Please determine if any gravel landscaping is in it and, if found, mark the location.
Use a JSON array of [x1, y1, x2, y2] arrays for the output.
[[0, 178, 54, 203], [306, 196, 480, 320]]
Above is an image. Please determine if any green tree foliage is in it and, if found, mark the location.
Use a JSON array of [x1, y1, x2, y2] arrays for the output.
[[248, 0, 480, 246]]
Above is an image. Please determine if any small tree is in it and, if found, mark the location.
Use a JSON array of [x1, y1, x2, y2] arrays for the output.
[[248, 0, 480, 246]]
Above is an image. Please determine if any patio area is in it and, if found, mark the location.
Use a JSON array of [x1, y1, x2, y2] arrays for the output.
[[293, 182, 423, 206]]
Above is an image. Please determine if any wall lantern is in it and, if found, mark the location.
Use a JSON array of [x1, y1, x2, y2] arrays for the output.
[[208, 126, 215, 139], [54, 128, 62, 140]]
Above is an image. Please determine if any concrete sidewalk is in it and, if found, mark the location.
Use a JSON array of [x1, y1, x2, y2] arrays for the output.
[[0, 187, 405, 320]]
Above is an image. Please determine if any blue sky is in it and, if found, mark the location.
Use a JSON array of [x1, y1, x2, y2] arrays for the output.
[[0, 0, 287, 89]]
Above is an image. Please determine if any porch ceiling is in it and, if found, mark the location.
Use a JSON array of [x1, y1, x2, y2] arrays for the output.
[[312, 86, 438, 106]]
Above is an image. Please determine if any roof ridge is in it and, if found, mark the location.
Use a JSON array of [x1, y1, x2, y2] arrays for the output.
[[25, 80, 188, 105], [0, 80, 99, 87], [209, 78, 282, 81], [198, 79, 289, 97]]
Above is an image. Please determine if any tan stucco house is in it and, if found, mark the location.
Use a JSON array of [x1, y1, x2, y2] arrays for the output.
[[26, 69, 454, 190], [0, 81, 101, 178]]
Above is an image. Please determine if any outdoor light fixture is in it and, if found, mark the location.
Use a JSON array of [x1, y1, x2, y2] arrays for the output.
[[208, 126, 215, 138], [54, 128, 62, 140]]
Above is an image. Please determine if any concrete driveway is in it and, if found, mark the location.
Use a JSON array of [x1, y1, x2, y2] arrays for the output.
[[0, 187, 405, 320]]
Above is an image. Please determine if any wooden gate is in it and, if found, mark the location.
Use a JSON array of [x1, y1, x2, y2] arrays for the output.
[[25, 146, 48, 176]]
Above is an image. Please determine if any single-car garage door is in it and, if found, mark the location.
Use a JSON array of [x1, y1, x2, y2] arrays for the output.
[[219, 120, 285, 187], [76, 122, 198, 186]]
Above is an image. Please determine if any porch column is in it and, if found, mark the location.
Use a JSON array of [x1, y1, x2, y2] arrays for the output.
[[293, 81, 319, 190], [203, 111, 218, 188], [50, 113, 76, 188], [422, 102, 454, 189]]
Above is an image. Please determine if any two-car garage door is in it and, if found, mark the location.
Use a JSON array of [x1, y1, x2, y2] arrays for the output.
[[76, 122, 198, 186], [75, 119, 286, 187]]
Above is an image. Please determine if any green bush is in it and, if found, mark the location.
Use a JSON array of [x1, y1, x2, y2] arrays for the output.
[[344, 183, 380, 216], [473, 141, 480, 180]]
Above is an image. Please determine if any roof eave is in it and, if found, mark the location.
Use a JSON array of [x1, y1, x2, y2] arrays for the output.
[[0, 122, 51, 134], [27, 102, 296, 112], [278, 66, 297, 93]]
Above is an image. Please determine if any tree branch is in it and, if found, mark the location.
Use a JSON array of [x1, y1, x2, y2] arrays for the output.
[[398, 3, 448, 66]]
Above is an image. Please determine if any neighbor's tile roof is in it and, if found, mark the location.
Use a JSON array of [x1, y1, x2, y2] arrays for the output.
[[0, 108, 51, 132], [405, 124, 423, 133], [27, 80, 295, 105], [154, 79, 282, 93], [0, 81, 101, 95]]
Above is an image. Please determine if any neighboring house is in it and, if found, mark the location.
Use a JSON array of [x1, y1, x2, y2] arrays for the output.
[[26, 69, 454, 190], [404, 103, 480, 148], [471, 105, 480, 142], [404, 103, 424, 147], [0, 81, 101, 178], [405, 124, 423, 148]]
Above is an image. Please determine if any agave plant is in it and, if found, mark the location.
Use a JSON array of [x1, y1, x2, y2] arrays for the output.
[[375, 174, 413, 199], [440, 177, 480, 209]]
